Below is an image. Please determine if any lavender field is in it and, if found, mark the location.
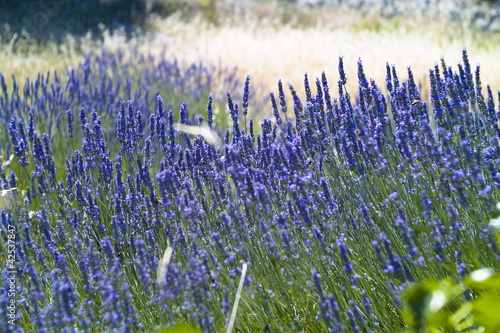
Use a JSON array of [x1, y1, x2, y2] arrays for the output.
[[2, 1, 500, 332]]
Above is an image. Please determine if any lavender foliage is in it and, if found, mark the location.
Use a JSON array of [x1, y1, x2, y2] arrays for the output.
[[0, 48, 499, 332]]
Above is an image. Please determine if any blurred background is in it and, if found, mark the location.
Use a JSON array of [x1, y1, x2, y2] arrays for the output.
[[1, 0, 500, 109]]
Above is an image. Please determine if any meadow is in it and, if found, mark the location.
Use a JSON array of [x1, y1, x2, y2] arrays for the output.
[[2, 1, 500, 332]]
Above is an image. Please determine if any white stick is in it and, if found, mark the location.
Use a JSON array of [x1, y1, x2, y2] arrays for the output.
[[0, 187, 17, 196], [156, 246, 173, 288], [227, 263, 248, 333], [175, 123, 223, 147]]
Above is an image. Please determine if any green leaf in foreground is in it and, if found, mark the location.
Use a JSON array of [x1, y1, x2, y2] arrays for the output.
[[471, 296, 500, 333], [404, 280, 460, 332], [465, 269, 500, 290]]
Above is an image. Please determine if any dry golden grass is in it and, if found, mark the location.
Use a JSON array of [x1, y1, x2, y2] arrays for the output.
[[150, 6, 500, 104], [2, 3, 500, 111]]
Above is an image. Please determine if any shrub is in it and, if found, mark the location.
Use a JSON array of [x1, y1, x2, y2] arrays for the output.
[[1, 48, 500, 332]]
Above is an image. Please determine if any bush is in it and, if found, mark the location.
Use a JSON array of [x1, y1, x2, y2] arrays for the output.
[[1, 47, 500, 332]]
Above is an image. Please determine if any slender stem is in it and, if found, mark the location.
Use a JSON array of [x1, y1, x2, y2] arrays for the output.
[[227, 263, 248, 333]]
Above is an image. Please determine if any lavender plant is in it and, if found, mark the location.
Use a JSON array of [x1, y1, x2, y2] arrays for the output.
[[1, 48, 500, 332]]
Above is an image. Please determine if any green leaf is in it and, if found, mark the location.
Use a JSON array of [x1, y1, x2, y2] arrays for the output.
[[472, 295, 500, 332], [465, 269, 500, 291], [490, 216, 500, 229], [449, 301, 473, 330], [403, 279, 472, 332], [404, 280, 450, 329]]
